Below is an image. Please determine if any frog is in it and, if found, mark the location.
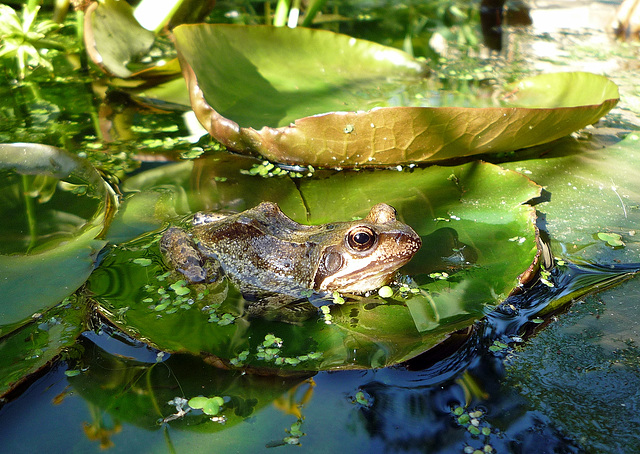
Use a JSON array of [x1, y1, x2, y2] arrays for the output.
[[160, 201, 421, 321]]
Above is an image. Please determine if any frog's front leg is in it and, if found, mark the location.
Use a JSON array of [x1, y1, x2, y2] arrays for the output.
[[160, 227, 210, 283]]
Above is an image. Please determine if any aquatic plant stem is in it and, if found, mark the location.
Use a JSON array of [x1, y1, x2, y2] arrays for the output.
[[21, 175, 38, 252], [301, 0, 328, 27], [75, 9, 89, 72], [288, 0, 301, 27], [145, 366, 164, 420], [27, 0, 41, 13], [163, 425, 177, 454], [134, 0, 183, 34], [264, 1, 271, 24], [53, 0, 70, 23], [273, 0, 290, 27]]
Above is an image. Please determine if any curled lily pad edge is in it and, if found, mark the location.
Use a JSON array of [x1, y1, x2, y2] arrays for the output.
[[172, 24, 619, 168]]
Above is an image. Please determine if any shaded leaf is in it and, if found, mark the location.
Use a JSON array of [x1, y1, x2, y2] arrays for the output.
[[84, 0, 155, 78], [0, 295, 89, 396], [0, 143, 116, 332], [66, 336, 308, 432], [106, 154, 307, 243]]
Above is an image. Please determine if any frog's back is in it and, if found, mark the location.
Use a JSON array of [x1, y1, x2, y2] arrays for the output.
[[193, 202, 321, 297]]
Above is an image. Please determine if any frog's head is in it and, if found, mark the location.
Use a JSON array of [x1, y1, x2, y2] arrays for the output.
[[313, 203, 421, 293]]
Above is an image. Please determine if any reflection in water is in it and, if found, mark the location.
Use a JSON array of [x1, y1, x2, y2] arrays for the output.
[[83, 403, 122, 450], [340, 261, 639, 453], [62, 332, 313, 450], [405, 227, 478, 277], [70, 265, 640, 451], [0, 261, 637, 452]]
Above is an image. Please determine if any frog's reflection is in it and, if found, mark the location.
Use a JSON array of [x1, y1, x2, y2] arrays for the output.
[[404, 227, 479, 278]]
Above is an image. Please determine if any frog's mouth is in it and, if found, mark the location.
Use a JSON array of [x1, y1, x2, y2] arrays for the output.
[[316, 258, 409, 293]]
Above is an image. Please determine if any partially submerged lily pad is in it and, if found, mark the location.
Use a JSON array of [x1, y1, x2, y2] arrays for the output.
[[89, 158, 541, 371], [173, 24, 619, 167], [500, 132, 640, 263], [0, 295, 89, 396], [0, 143, 116, 332]]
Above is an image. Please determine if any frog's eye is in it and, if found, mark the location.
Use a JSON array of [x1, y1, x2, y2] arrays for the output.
[[347, 227, 376, 251]]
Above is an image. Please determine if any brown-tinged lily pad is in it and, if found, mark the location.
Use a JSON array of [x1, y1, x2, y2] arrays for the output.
[[173, 24, 619, 168]]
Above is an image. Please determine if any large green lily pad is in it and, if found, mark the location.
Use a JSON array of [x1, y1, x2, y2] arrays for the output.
[[173, 24, 618, 167], [89, 157, 541, 371], [0, 143, 116, 332], [107, 155, 308, 244]]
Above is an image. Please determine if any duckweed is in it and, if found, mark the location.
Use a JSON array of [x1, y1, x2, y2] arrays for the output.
[[241, 161, 314, 179], [540, 269, 555, 288], [132, 258, 152, 266], [253, 334, 322, 366], [169, 280, 190, 296], [597, 232, 625, 248], [451, 406, 497, 452], [188, 396, 225, 416], [355, 390, 373, 407], [320, 305, 333, 324], [488, 340, 508, 352]]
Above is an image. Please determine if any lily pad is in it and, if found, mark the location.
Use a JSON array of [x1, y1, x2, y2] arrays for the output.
[[84, 0, 155, 78], [88, 157, 541, 370], [500, 132, 640, 263], [172, 24, 619, 167], [0, 143, 116, 332], [107, 154, 307, 243], [0, 295, 89, 396]]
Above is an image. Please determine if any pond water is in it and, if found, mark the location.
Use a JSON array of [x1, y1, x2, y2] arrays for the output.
[[2, 1, 640, 453]]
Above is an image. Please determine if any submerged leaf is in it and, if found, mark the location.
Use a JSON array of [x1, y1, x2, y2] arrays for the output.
[[0, 295, 89, 396], [172, 24, 618, 167]]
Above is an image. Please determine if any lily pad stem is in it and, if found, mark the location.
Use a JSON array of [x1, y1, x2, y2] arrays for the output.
[[145, 364, 165, 418], [27, 0, 40, 13], [22, 175, 38, 252], [301, 0, 328, 27]]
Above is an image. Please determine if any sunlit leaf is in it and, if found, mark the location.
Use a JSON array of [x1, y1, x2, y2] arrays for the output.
[[500, 133, 640, 263], [172, 24, 618, 167]]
